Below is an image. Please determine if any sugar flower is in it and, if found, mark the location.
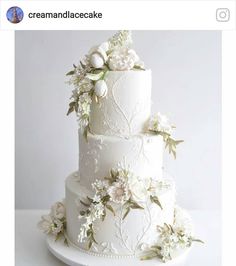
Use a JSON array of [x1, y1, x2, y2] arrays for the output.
[[108, 181, 130, 203], [38, 200, 67, 243], [38, 215, 54, 234], [108, 47, 139, 71], [51, 201, 66, 220], [94, 80, 108, 98], [149, 112, 173, 134]]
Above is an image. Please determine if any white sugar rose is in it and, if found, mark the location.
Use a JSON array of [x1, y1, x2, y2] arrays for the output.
[[51, 201, 66, 220], [94, 80, 108, 98], [108, 47, 139, 71], [128, 176, 149, 202]]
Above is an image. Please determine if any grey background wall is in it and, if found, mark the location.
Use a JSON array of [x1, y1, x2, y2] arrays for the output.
[[15, 31, 221, 210]]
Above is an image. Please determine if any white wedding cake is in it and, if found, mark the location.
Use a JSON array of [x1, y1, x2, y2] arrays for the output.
[[39, 31, 203, 263]]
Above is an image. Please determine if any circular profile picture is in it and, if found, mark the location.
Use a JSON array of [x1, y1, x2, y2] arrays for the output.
[[6, 6, 24, 24]]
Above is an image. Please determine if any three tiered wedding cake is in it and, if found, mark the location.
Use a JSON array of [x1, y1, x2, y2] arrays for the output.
[[39, 31, 202, 263]]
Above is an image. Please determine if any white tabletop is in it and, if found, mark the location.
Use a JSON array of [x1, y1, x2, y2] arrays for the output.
[[15, 209, 221, 266]]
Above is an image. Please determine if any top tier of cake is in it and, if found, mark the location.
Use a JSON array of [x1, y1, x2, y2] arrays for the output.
[[89, 70, 151, 137]]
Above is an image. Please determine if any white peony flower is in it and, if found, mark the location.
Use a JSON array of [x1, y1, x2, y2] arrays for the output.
[[108, 181, 130, 203], [149, 112, 173, 134], [94, 80, 108, 98], [108, 47, 139, 71], [51, 201, 66, 220], [38, 215, 63, 236], [38, 215, 53, 234]]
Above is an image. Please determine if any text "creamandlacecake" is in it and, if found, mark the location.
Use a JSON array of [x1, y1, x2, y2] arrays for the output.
[[28, 11, 103, 19]]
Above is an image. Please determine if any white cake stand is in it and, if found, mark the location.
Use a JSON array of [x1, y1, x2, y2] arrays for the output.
[[47, 235, 190, 266]]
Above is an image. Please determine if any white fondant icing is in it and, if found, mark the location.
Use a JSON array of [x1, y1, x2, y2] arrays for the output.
[[64, 68, 180, 259], [65, 173, 176, 257], [79, 132, 163, 190], [89, 70, 152, 136]]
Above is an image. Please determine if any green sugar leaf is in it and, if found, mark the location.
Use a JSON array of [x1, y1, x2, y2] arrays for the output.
[[106, 204, 116, 216], [150, 195, 163, 210], [122, 207, 130, 220], [86, 71, 104, 81], [80, 200, 90, 207], [66, 70, 75, 76]]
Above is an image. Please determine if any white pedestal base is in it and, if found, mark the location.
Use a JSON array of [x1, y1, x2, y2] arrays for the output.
[[47, 235, 190, 266]]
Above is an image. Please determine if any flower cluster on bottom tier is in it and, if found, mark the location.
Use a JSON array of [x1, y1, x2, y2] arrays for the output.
[[65, 171, 176, 257]]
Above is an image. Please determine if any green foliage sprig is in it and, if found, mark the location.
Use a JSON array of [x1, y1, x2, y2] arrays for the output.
[[149, 130, 184, 159], [140, 223, 204, 263]]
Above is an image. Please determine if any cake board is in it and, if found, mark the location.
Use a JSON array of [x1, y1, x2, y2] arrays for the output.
[[47, 235, 190, 266]]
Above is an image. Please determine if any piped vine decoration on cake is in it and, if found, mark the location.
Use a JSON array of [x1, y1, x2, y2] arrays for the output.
[[78, 167, 170, 249], [148, 112, 184, 159], [38, 200, 68, 245], [66, 30, 145, 135], [140, 207, 203, 263]]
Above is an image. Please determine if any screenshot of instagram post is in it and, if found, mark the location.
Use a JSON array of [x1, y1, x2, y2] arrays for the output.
[[0, 1, 235, 266]]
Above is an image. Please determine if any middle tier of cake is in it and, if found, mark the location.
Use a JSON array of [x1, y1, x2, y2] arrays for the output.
[[79, 132, 164, 190]]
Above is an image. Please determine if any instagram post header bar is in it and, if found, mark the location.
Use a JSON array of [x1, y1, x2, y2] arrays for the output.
[[0, 0, 235, 30]]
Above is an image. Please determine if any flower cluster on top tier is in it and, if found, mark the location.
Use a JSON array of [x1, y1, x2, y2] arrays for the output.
[[66, 31, 145, 135], [38, 201, 68, 245], [148, 112, 184, 159], [78, 167, 170, 249], [140, 207, 203, 263]]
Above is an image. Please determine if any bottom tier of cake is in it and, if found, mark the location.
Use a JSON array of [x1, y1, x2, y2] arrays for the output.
[[65, 172, 176, 258]]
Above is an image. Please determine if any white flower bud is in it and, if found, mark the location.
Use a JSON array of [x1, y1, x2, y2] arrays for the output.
[[94, 80, 108, 98], [97, 47, 108, 62], [90, 53, 104, 68], [99, 42, 109, 52]]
